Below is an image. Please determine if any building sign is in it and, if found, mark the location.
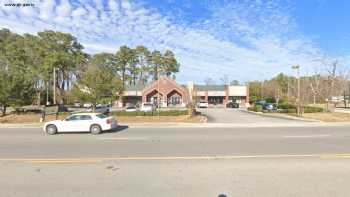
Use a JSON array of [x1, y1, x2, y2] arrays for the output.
[[229, 86, 247, 96], [136, 91, 142, 96], [196, 91, 206, 96], [208, 91, 226, 96], [124, 91, 137, 96]]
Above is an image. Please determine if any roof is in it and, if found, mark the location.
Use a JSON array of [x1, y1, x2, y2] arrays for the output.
[[194, 85, 226, 91], [124, 84, 147, 91]]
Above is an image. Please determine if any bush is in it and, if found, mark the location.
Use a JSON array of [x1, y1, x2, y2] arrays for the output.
[[276, 104, 323, 113], [285, 109, 297, 113], [277, 103, 296, 110], [248, 105, 263, 112], [303, 106, 323, 113], [256, 105, 263, 112], [265, 97, 276, 103]]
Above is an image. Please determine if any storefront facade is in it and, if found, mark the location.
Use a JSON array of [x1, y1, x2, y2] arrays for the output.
[[116, 77, 249, 108]]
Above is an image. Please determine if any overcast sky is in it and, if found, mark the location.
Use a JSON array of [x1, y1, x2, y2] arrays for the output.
[[1, 0, 349, 84]]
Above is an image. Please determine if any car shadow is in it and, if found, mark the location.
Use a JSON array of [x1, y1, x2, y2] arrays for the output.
[[103, 125, 129, 134], [56, 125, 129, 135]]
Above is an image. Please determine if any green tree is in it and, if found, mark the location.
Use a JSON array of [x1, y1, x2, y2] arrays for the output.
[[73, 65, 123, 110], [22, 34, 46, 105], [90, 53, 116, 70], [115, 45, 136, 88], [162, 50, 179, 78], [150, 50, 163, 80], [37, 30, 87, 104], [274, 73, 289, 95], [230, 80, 240, 85], [0, 71, 36, 116], [135, 45, 151, 85], [248, 81, 262, 103], [0, 29, 36, 115]]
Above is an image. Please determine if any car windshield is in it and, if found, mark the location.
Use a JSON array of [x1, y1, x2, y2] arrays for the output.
[[127, 106, 135, 109], [96, 114, 108, 119], [143, 104, 152, 107]]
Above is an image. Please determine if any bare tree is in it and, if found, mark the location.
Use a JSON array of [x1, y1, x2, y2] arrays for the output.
[[308, 67, 322, 104], [204, 77, 216, 86], [220, 74, 229, 85]]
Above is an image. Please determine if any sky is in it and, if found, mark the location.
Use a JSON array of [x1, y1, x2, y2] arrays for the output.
[[0, 0, 350, 84]]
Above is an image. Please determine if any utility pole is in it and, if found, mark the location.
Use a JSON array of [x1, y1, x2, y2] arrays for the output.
[[46, 81, 49, 105], [53, 67, 56, 105], [287, 76, 290, 103], [261, 80, 264, 100], [292, 65, 300, 116], [348, 82, 350, 109], [157, 67, 160, 117]]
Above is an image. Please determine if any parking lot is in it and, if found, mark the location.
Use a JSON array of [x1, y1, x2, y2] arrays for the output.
[[197, 108, 303, 123]]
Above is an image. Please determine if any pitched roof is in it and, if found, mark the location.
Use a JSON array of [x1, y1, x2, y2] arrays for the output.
[[194, 85, 226, 91], [124, 84, 147, 91]]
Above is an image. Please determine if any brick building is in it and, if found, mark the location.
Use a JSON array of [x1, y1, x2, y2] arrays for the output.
[[116, 76, 249, 108]]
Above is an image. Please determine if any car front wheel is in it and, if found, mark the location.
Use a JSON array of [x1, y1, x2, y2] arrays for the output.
[[90, 124, 102, 135], [46, 124, 57, 135]]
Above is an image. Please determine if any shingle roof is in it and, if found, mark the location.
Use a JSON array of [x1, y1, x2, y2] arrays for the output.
[[194, 85, 226, 91]]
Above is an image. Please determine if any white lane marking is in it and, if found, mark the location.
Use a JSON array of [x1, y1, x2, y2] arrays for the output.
[[3, 153, 350, 163], [98, 137, 149, 140], [283, 134, 331, 138]]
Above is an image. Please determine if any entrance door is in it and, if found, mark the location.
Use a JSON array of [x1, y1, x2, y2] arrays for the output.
[[167, 91, 182, 106]]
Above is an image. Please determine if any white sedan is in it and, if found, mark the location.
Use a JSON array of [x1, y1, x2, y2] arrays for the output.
[[43, 113, 118, 135]]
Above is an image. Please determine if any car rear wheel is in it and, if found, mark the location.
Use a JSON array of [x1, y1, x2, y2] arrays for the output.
[[90, 124, 102, 135], [46, 124, 57, 135]]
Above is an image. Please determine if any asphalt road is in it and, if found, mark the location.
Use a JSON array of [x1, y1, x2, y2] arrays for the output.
[[2, 125, 350, 196]]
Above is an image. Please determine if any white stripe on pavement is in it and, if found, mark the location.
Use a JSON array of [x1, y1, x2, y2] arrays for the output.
[[283, 134, 331, 138], [98, 137, 149, 140]]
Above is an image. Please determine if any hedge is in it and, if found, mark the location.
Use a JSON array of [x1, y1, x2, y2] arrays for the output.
[[303, 106, 323, 113], [277, 103, 296, 110], [110, 110, 189, 116], [248, 105, 262, 112]]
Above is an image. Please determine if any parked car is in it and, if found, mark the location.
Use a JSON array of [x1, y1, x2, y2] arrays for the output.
[[74, 102, 82, 108], [226, 102, 239, 108], [83, 103, 92, 108], [140, 102, 155, 112], [255, 100, 266, 106], [43, 113, 118, 135], [262, 103, 276, 110], [126, 106, 138, 112], [197, 101, 209, 108], [96, 103, 109, 108], [86, 105, 110, 114]]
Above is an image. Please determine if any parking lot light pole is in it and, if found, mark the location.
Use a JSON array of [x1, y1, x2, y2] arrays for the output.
[[292, 65, 301, 116]]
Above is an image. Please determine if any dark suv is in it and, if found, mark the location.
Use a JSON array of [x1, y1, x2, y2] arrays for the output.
[[226, 102, 239, 108]]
